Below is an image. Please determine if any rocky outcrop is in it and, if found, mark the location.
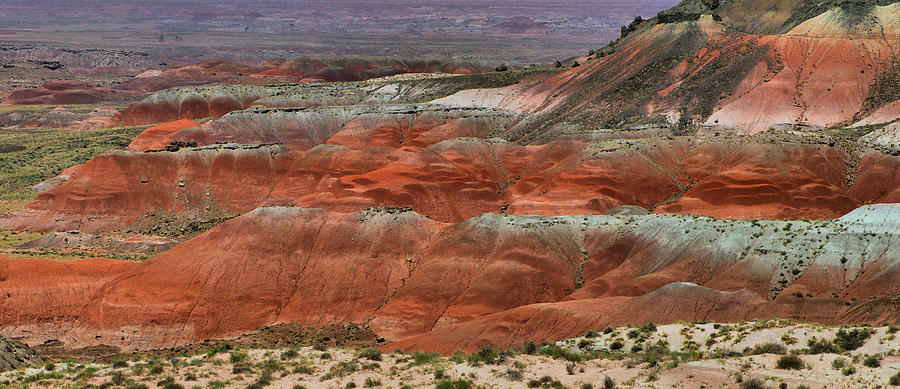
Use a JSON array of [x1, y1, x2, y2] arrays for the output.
[[0, 336, 41, 372]]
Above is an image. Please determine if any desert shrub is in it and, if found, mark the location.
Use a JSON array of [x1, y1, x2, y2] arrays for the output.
[[113, 360, 129, 368], [110, 371, 127, 385], [603, 327, 614, 334], [200, 343, 233, 359], [364, 377, 382, 387], [527, 376, 565, 388], [467, 345, 498, 365], [312, 343, 328, 351], [359, 348, 382, 361], [323, 361, 359, 380], [627, 329, 639, 339], [806, 337, 840, 354], [747, 342, 786, 355], [506, 368, 523, 381], [435, 378, 473, 389], [842, 366, 856, 376], [232, 362, 253, 374], [863, 355, 881, 368], [739, 377, 765, 389], [293, 363, 315, 374], [832, 357, 847, 369], [566, 363, 577, 375], [538, 344, 582, 362], [22, 371, 65, 384], [609, 340, 624, 351], [262, 359, 283, 372], [889, 371, 900, 385], [578, 339, 592, 349], [834, 328, 873, 351], [156, 377, 185, 389], [280, 349, 298, 360], [776, 355, 804, 370], [229, 351, 248, 363], [602, 376, 616, 389], [246, 368, 274, 389], [584, 330, 599, 338], [408, 351, 440, 366]]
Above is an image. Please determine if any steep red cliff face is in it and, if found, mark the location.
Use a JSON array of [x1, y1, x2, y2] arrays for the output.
[[1, 204, 896, 351]]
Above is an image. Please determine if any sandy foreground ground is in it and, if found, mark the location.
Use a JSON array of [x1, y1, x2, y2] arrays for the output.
[[3, 320, 900, 388]]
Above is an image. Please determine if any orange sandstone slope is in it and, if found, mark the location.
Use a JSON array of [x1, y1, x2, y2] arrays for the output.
[[0, 204, 897, 351]]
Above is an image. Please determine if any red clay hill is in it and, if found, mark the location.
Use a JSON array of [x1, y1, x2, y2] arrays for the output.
[[5, 112, 898, 233], [1, 204, 897, 351], [423, 0, 900, 139]]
